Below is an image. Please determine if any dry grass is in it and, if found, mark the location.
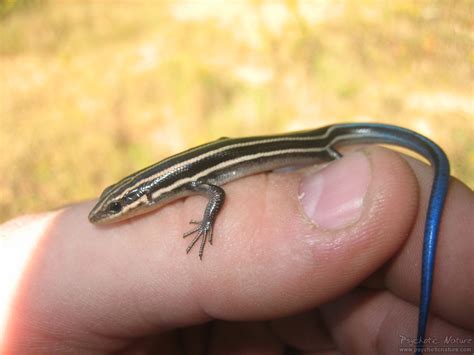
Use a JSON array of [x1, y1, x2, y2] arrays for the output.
[[1, 0, 473, 222]]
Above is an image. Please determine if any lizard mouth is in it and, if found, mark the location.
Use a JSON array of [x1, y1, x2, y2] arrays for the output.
[[88, 201, 107, 224]]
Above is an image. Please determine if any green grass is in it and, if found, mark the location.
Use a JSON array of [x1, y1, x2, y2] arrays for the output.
[[1, 0, 473, 222]]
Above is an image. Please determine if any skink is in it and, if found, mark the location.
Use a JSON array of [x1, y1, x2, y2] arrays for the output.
[[89, 122, 450, 355]]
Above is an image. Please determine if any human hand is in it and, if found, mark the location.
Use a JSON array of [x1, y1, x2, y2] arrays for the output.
[[1, 147, 472, 354]]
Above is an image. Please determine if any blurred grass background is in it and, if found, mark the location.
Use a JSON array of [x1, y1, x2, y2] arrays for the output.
[[0, 0, 472, 223]]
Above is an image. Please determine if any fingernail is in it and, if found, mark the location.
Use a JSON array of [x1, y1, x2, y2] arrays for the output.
[[299, 151, 371, 229]]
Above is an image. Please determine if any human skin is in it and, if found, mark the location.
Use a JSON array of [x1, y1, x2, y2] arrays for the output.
[[1, 147, 472, 354]]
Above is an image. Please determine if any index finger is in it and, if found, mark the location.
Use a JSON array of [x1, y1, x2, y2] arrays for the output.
[[379, 156, 473, 331]]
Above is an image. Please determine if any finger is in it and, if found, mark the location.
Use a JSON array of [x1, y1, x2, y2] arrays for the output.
[[320, 288, 473, 354], [269, 310, 335, 352], [376, 156, 474, 331], [192, 147, 417, 319], [2, 147, 420, 352]]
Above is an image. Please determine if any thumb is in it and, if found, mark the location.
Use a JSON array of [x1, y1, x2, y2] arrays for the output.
[[1, 147, 419, 352], [191, 146, 418, 319]]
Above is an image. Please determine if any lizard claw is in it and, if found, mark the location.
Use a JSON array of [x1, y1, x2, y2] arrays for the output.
[[183, 220, 213, 259]]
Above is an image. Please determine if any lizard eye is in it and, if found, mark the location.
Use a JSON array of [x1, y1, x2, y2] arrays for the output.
[[108, 202, 122, 214]]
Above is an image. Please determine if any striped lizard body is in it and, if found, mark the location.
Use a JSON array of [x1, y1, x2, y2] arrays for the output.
[[89, 122, 450, 355]]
